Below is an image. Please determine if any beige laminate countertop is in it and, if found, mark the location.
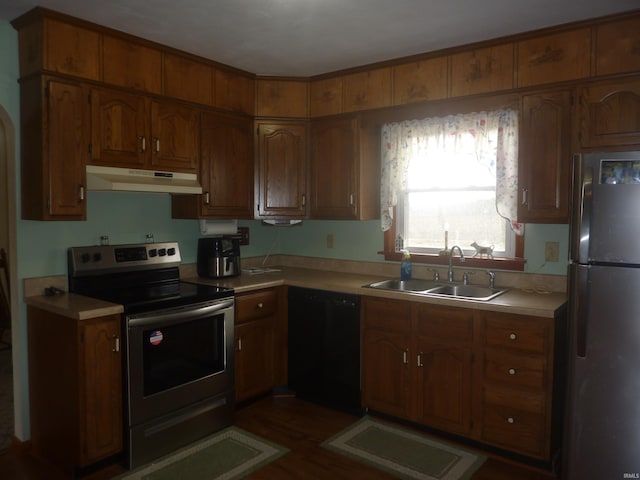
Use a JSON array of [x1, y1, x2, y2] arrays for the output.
[[184, 266, 566, 318], [25, 266, 566, 320]]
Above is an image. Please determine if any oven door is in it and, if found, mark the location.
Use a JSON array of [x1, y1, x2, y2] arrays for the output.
[[126, 297, 235, 426]]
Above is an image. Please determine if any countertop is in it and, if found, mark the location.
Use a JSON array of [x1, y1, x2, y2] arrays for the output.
[[25, 266, 566, 320]]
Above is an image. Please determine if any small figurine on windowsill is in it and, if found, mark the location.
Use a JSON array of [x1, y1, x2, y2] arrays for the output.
[[471, 241, 494, 259]]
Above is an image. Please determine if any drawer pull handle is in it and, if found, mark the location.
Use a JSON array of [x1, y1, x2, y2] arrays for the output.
[[417, 352, 423, 368], [509, 333, 517, 340], [507, 417, 515, 424], [402, 349, 408, 365], [238, 338, 242, 352], [508, 368, 516, 375]]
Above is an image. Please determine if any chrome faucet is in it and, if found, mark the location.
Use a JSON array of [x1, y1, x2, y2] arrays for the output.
[[448, 245, 465, 282]]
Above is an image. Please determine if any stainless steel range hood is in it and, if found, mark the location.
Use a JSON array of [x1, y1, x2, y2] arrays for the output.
[[86, 165, 203, 194]]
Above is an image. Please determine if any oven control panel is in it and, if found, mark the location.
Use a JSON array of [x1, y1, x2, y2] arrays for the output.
[[69, 242, 181, 275]]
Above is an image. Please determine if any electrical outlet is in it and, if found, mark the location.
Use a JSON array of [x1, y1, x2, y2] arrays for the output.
[[326, 234, 334, 249], [545, 241, 559, 262]]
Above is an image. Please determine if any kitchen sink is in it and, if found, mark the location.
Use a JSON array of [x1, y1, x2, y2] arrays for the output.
[[425, 284, 507, 301], [365, 278, 441, 292], [365, 278, 508, 301]]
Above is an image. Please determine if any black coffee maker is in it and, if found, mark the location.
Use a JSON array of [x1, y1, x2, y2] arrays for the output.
[[197, 237, 240, 278]]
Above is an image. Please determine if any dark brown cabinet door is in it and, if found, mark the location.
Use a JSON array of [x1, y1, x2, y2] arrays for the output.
[[361, 297, 412, 419], [235, 317, 275, 402], [199, 112, 253, 218], [310, 117, 358, 219], [150, 100, 200, 172], [256, 121, 308, 218], [20, 76, 87, 220], [518, 89, 573, 223], [89, 87, 147, 168], [579, 77, 640, 148], [80, 317, 123, 464]]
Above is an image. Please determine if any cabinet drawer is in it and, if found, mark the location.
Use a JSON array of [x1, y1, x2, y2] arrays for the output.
[[481, 402, 545, 458], [235, 290, 278, 323], [484, 316, 549, 353], [484, 350, 546, 389]]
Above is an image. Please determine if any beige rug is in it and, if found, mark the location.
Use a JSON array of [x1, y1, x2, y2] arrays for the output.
[[322, 417, 486, 480], [115, 427, 288, 480]]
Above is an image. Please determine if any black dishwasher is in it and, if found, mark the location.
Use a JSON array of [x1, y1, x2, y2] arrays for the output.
[[287, 287, 361, 414]]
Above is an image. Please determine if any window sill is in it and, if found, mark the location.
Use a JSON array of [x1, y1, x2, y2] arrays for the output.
[[380, 251, 526, 272]]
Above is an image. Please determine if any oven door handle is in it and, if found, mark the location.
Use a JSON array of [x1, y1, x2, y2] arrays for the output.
[[128, 299, 234, 328]]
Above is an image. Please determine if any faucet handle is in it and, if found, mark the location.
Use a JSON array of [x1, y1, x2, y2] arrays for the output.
[[462, 271, 475, 285], [486, 271, 496, 288], [428, 268, 440, 281]]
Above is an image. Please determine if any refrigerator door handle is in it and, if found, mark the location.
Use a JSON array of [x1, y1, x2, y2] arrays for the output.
[[571, 153, 593, 263], [570, 264, 589, 358]]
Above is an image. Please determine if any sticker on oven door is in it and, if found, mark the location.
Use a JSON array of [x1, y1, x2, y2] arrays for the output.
[[149, 330, 163, 346]]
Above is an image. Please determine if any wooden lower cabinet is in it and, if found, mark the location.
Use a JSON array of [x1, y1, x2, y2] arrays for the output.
[[361, 296, 564, 463], [234, 288, 283, 402], [27, 307, 122, 475]]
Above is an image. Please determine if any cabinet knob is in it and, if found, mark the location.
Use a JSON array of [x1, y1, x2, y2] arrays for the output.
[[402, 349, 408, 365], [113, 335, 120, 353], [509, 333, 517, 340], [507, 417, 515, 424], [154, 137, 160, 153], [257, 302, 263, 309], [204, 192, 210, 205], [79, 185, 85, 202], [508, 368, 516, 375], [417, 352, 423, 368], [521, 188, 528, 206], [139, 136, 146, 152], [238, 337, 242, 352]]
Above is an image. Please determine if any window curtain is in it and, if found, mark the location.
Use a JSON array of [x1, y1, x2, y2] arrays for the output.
[[380, 109, 522, 234]]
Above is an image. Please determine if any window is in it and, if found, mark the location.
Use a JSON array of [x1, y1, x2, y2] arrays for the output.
[[381, 110, 521, 261]]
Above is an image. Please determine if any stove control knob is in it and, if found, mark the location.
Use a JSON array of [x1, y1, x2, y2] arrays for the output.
[[158, 248, 166, 256], [93, 253, 102, 262], [149, 249, 157, 257], [167, 247, 176, 256], [81, 253, 91, 263]]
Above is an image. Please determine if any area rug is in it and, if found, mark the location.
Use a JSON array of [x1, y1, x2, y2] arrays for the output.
[[116, 427, 288, 480], [322, 417, 486, 480]]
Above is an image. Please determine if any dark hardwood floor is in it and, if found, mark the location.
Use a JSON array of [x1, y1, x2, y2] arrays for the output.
[[0, 395, 558, 479]]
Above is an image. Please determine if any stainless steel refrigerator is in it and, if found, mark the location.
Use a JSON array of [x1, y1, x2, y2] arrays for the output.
[[564, 151, 640, 479]]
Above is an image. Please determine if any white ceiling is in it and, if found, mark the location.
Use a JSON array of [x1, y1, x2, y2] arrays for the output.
[[1, 0, 638, 77]]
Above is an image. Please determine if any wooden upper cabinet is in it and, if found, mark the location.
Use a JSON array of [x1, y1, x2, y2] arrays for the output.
[[89, 87, 199, 172], [150, 100, 200, 172], [14, 14, 101, 80], [310, 117, 358, 219], [172, 111, 253, 219], [215, 69, 256, 115], [21, 76, 87, 220], [343, 67, 392, 112], [256, 79, 309, 117], [89, 87, 148, 168], [102, 35, 162, 94], [578, 77, 640, 148], [517, 28, 591, 88], [255, 121, 308, 218], [595, 16, 640, 76], [310, 77, 343, 117], [518, 88, 573, 224], [163, 53, 213, 105], [393, 57, 448, 105], [451, 44, 514, 97]]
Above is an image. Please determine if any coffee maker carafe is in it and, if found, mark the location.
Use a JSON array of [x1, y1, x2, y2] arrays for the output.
[[197, 237, 240, 278]]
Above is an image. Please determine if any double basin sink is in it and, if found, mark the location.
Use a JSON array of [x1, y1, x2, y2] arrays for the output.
[[365, 278, 507, 302]]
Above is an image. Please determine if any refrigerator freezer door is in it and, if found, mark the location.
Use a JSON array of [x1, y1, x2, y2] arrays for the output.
[[564, 264, 640, 480], [576, 152, 640, 264]]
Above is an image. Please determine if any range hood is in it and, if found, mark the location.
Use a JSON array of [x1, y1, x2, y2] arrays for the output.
[[86, 165, 203, 194]]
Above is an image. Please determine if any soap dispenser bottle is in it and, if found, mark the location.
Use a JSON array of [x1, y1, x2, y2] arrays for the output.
[[400, 249, 412, 280]]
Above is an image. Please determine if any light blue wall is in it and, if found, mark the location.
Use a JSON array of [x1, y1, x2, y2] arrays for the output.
[[0, 19, 570, 441]]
